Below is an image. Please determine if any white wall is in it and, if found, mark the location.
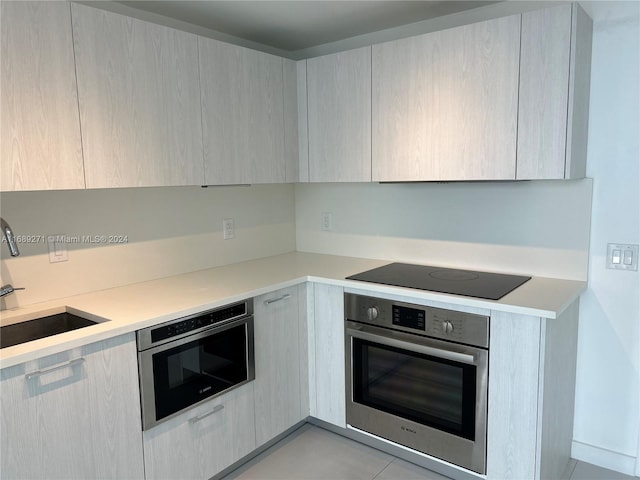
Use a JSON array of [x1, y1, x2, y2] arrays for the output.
[[572, 1, 640, 476], [0, 184, 296, 309], [295, 180, 593, 280]]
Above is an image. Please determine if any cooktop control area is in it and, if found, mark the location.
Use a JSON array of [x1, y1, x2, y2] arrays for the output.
[[346, 263, 531, 300]]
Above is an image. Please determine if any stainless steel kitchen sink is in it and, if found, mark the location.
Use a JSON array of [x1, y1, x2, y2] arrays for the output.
[[1, 310, 103, 349]]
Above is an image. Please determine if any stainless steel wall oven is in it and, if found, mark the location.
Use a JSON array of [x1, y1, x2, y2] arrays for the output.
[[137, 299, 254, 430], [345, 293, 489, 474]]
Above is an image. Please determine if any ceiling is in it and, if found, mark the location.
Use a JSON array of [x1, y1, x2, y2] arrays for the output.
[[118, 1, 497, 52]]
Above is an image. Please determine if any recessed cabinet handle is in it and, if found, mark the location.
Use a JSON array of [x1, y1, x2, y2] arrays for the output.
[[263, 293, 291, 305], [188, 404, 224, 424], [25, 357, 85, 381]]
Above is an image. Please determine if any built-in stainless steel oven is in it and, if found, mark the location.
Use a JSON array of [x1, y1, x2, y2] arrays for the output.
[[345, 293, 489, 474], [137, 299, 254, 430]]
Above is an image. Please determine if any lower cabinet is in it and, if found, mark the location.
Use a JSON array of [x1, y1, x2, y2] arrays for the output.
[[487, 301, 580, 480], [253, 285, 307, 446], [142, 382, 256, 480], [309, 283, 346, 428], [0, 334, 145, 479], [0, 282, 345, 480]]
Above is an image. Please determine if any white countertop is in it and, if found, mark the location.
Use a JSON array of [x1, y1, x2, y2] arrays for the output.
[[0, 252, 586, 368]]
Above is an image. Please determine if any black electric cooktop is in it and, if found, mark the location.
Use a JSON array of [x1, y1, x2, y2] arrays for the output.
[[346, 263, 531, 300]]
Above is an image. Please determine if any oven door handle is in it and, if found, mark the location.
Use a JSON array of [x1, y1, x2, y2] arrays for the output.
[[347, 327, 477, 365]]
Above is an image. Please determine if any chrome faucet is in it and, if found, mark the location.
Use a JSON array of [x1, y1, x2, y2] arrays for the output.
[[1, 218, 20, 257], [0, 284, 23, 298], [1, 217, 23, 298]]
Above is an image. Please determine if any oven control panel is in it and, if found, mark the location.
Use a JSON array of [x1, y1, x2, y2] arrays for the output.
[[137, 299, 253, 351], [345, 293, 489, 349], [392, 304, 425, 330], [150, 302, 247, 343]]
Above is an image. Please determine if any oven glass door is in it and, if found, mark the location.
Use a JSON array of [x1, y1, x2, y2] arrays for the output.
[[150, 319, 253, 424], [352, 336, 477, 441]]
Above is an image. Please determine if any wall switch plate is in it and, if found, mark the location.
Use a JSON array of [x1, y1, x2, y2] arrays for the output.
[[321, 212, 332, 231], [223, 218, 235, 240], [47, 235, 68, 263], [607, 243, 638, 271]]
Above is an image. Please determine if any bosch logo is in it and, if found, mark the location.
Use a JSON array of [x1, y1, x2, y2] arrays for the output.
[[401, 426, 417, 434]]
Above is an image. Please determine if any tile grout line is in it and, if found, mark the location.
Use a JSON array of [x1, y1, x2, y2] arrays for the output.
[[567, 459, 578, 479], [370, 458, 395, 480]]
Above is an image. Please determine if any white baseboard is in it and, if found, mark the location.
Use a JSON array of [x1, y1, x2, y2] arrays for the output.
[[572, 440, 638, 477]]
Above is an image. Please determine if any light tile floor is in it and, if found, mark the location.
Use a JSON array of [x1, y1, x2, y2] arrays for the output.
[[223, 424, 636, 480], [568, 461, 636, 480]]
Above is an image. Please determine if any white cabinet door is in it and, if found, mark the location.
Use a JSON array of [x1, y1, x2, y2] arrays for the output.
[[309, 283, 346, 427], [372, 15, 520, 181], [517, 4, 571, 180], [0, 334, 145, 479], [307, 47, 372, 182], [199, 38, 285, 185], [1, 1, 84, 191], [254, 286, 305, 446], [143, 382, 255, 480], [487, 302, 579, 480], [72, 4, 203, 188], [517, 3, 592, 180]]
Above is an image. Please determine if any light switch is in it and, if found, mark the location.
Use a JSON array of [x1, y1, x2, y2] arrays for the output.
[[612, 249, 622, 264], [607, 243, 639, 271]]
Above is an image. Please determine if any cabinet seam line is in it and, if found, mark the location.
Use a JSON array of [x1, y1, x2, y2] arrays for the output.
[[281, 59, 286, 182], [305, 60, 311, 182], [196, 37, 206, 184], [533, 320, 546, 480], [69, 2, 88, 189], [369, 46, 373, 182], [514, 13, 522, 181], [563, 5, 575, 179]]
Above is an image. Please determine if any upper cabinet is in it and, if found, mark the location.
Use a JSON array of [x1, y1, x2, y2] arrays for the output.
[[72, 4, 204, 188], [372, 15, 521, 182], [199, 38, 285, 185], [517, 3, 592, 180], [1, 2, 592, 191], [307, 47, 372, 183], [1, 2, 85, 192]]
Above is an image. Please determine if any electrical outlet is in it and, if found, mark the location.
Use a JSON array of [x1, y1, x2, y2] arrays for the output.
[[321, 212, 332, 231], [223, 218, 235, 240], [607, 243, 638, 271], [47, 235, 68, 263]]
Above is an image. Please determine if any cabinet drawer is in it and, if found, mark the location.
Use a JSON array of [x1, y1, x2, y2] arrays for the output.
[[143, 382, 256, 480]]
